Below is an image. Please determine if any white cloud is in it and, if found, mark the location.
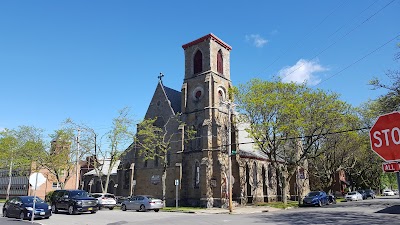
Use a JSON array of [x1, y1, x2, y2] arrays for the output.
[[278, 59, 328, 85], [245, 34, 268, 48]]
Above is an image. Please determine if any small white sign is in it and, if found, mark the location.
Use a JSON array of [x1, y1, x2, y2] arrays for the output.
[[29, 173, 46, 190], [175, 179, 179, 186]]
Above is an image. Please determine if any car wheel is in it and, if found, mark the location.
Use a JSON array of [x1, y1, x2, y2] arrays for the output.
[[51, 204, 58, 213], [98, 206, 102, 210], [121, 204, 127, 211], [140, 204, 146, 212], [45, 217, 50, 219], [68, 205, 75, 215], [109, 207, 114, 210], [19, 211, 25, 220], [90, 211, 96, 214], [154, 209, 160, 212]]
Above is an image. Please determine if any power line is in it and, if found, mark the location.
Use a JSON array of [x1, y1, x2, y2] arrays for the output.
[[280, 0, 396, 81], [316, 33, 400, 85], [263, 0, 347, 74]]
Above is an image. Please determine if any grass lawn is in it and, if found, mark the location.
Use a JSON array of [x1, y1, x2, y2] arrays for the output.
[[256, 201, 300, 209], [162, 207, 203, 212], [0, 199, 6, 203]]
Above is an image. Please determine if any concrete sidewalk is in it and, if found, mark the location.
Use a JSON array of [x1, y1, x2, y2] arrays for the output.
[[179, 206, 283, 215]]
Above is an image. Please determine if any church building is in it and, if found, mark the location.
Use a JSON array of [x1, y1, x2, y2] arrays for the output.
[[115, 34, 292, 207]]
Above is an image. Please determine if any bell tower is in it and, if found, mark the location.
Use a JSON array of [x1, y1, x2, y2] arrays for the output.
[[180, 33, 232, 207]]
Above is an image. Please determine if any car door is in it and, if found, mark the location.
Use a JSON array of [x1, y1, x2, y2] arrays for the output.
[[6, 197, 17, 217], [57, 190, 68, 209], [12, 197, 24, 217], [125, 196, 135, 210]]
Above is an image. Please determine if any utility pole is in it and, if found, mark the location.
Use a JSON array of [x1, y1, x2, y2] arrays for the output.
[[75, 128, 80, 189]]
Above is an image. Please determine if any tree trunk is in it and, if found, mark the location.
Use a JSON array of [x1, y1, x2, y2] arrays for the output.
[[162, 165, 167, 207]]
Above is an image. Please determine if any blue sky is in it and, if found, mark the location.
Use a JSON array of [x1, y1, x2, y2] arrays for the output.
[[1, 0, 399, 142]]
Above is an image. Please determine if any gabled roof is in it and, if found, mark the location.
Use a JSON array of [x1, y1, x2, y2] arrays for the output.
[[237, 122, 269, 160], [162, 84, 181, 114], [182, 33, 232, 51]]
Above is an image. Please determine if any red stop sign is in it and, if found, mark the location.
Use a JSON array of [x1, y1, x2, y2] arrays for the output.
[[370, 111, 400, 161]]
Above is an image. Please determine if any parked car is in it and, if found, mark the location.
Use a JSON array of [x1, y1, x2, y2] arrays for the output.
[[365, 189, 376, 199], [345, 191, 363, 201], [2, 196, 52, 220], [90, 193, 117, 210], [302, 191, 329, 207], [121, 195, 164, 212], [49, 189, 98, 215], [357, 190, 367, 200], [382, 189, 395, 196]]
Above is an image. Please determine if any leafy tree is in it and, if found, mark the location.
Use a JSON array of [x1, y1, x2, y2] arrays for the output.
[[34, 128, 77, 189], [0, 126, 45, 199], [135, 115, 193, 206], [65, 107, 135, 193], [233, 79, 352, 204]]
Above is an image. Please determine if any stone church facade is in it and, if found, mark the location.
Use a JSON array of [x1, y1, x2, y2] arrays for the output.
[[115, 34, 304, 207]]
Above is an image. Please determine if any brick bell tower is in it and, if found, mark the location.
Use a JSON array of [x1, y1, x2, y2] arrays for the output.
[[180, 34, 232, 207]]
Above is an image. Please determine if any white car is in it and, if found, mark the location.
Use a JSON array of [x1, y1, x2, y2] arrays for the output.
[[383, 190, 395, 196], [90, 193, 117, 210], [345, 191, 363, 201]]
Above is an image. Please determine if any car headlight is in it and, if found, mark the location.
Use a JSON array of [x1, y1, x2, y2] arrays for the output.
[[25, 207, 33, 211], [76, 200, 82, 205]]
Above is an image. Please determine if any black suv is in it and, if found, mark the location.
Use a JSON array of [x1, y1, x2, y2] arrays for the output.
[[50, 190, 98, 215]]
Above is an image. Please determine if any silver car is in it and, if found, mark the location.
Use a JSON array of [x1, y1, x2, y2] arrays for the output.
[[121, 195, 163, 212]]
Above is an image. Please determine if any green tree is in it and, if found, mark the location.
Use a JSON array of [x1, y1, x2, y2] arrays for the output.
[[233, 79, 352, 204], [65, 107, 135, 193], [0, 126, 45, 199], [135, 115, 193, 206]]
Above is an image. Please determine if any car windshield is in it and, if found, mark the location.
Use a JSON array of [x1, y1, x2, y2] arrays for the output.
[[347, 192, 356, 195], [70, 190, 89, 197], [306, 192, 320, 197], [22, 197, 45, 204], [104, 194, 115, 198]]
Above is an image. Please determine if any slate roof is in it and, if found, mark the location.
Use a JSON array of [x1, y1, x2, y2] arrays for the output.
[[163, 85, 181, 114], [84, 159, 120, 176], [237, 122, 269, 160]]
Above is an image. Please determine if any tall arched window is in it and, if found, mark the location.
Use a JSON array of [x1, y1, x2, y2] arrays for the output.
[[194, 161, 200, 188], [217, 50, 223, 74], [194, 50, 203, 74]]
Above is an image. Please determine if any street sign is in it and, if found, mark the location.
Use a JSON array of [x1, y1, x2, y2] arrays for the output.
[[382, 162, 400, 172], [175, 179, 179, 186], [369, 111, 400, 161], [29, 172, 46, 190]]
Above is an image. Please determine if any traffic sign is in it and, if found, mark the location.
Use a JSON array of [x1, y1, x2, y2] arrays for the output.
[[382, 162, 400, 172], [369, 111, 400, 161], [29, 172, 46, 190]]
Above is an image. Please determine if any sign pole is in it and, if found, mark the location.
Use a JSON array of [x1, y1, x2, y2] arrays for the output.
[[397, 172, 400, 199], [175, 179, 179, 209], [31, 172, 39, 223]]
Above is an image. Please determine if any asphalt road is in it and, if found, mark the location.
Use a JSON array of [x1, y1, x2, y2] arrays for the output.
[[1, 196, 400, 225]]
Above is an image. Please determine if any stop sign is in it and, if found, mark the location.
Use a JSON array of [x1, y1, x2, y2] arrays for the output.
[[370, 111, 400, 161]]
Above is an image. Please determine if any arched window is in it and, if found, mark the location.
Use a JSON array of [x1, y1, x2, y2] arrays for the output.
[[194, 161, 200, 188], [217, 50, 223, 74], [193, 50, 203, 74]]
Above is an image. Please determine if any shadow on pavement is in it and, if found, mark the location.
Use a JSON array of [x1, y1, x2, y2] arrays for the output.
[[376, 205, 400, 214], [251, 210, 400, 225]]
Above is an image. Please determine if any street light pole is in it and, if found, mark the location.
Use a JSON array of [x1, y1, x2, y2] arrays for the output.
[[76, 128, 80, 189]]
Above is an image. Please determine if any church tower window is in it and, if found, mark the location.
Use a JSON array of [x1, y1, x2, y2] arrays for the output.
[[217, 50, 223, 74], [193, 50, 203, 74], [194, 161, 200, 188]]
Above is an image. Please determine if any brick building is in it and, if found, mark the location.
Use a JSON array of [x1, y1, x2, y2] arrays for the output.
[[115, 34, 308, 207]]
